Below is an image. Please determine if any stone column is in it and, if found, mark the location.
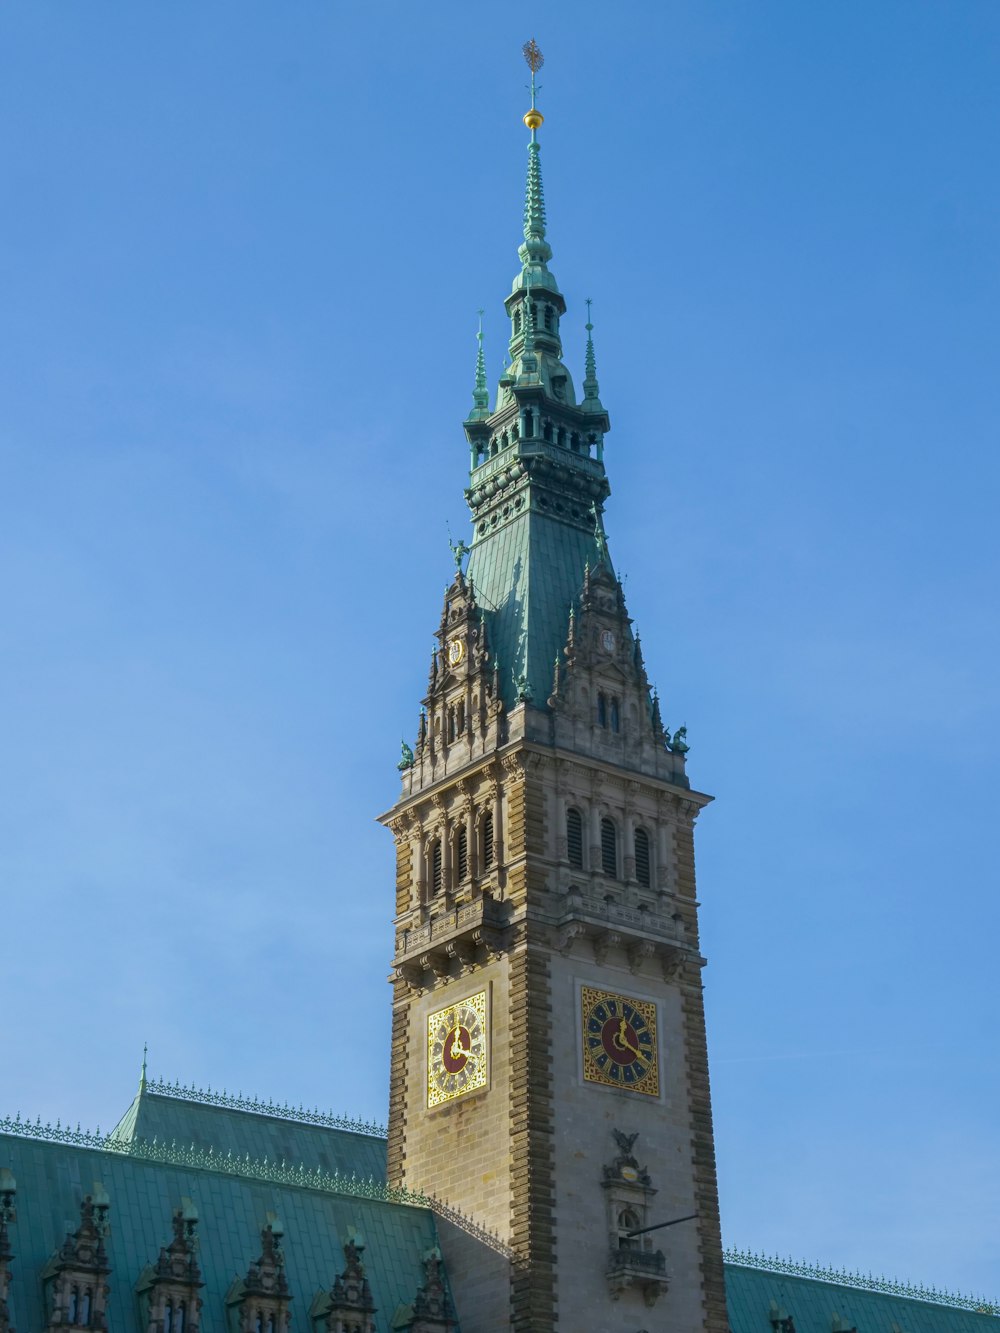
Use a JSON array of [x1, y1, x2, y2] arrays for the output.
[[492, 782, 503, 866], [589, 801, 602, 870], [624, 785, 638, 883], [554, 786, 567, 863], [415, 832, 428, 906], [657, 801, 671, 892]]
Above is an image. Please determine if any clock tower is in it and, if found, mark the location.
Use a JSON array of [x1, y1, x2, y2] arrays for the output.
[[380, 46, 727, 1333]]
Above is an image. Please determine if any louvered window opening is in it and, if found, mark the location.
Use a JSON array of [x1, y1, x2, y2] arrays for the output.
[[457, 827, 468, 882], [635, 828, 651, 887], [431, 840, 443, 895], [483, 812, 494, 868], [567, 808, 584, 868], [601, 818, 617, 878]]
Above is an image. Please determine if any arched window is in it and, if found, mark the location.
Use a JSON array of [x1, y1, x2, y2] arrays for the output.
[[482, 811, 494, 868], [601, 818, 617, 878], [610, 698, 620, 733], [523, 409, 534, 437], [457, 826, 468, 882], [597, 693, 608, 728], [456, 700, 465, 733], [68, 1288, 79, 1323], [617, 1207, 641, 1250], [544, 304, 554, 331], [254, 1315, 263, 1333], [447, 706, 456, 743], [566, 808, 584, 868], [265, 1317, 275, 1333], [80, 1288, 92, 1325], [514, 308, 522, 335], [543, 420, 553, 442], [176, 1303, 186, 1333], [635, 827, 651, 887], [431, 840, 443, 895]]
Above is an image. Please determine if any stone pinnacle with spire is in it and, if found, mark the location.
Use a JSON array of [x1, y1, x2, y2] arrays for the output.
[[469, 310, 490, 420], [581, 296, 604, 411]]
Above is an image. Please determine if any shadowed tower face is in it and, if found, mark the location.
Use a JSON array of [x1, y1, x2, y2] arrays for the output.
[[380, 44, 727, 1333]]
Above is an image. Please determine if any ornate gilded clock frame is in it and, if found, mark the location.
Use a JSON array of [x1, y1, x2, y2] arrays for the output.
[[426, 988, 489, 1109], [580, 984, 660, 1098]]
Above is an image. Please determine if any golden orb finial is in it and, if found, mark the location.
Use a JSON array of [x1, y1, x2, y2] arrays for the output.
[[523, 108, 544, 131]]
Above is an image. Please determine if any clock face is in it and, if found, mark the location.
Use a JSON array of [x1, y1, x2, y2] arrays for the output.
[[448, 638, 465, 667], [427, 991, 488, 1107], [600, 629, 615, 653], [581, 986, 659, 1097]]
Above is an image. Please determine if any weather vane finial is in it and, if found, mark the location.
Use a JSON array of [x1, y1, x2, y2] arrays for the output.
[[522, 39, 544, 133]]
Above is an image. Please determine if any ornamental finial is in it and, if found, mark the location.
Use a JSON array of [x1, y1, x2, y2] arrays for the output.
[[523, 39, 544, 132]]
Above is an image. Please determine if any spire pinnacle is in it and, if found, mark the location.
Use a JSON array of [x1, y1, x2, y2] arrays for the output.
[[517, 40, 552, 277], [582, 297, 604, 410], [470, 309, 489, 419], [139, 1042, 148, 1093]]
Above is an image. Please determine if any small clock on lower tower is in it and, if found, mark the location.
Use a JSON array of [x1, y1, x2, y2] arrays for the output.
[[581, 985, 659, 1097], [427, 990, 488, 1108]]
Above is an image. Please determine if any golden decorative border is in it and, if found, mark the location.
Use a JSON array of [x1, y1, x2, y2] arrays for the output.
[[581, 985, 659, 1097], [426, 989, 488, 1108]]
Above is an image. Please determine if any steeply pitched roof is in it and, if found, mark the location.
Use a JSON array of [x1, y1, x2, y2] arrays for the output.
[[0, 1085, 449, 1333], [110, 1080, 387, 1183], [466, 498, 608, 710], [726, 1256, 999, 1333], [1, 1130, 439, 1332]]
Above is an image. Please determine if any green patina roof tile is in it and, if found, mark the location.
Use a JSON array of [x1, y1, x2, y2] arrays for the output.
[[726, 1260, 999, 1333]]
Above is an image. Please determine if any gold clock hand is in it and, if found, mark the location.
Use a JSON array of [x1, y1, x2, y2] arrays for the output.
[[612, 1019, 642, 1059]]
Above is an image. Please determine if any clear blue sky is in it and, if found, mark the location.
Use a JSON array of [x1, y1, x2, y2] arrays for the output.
[[1, 0, 998, 1301]]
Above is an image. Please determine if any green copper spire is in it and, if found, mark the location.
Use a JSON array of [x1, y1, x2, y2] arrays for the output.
[[462, 45, 612, 709], [522, 135, 547, 250], [581, 297, 604, 411], [515, 40, 556, 294], [469, 309, 489, 420]]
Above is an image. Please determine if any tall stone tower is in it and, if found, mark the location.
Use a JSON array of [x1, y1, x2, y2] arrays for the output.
[[380, 46, 727, 1333]]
